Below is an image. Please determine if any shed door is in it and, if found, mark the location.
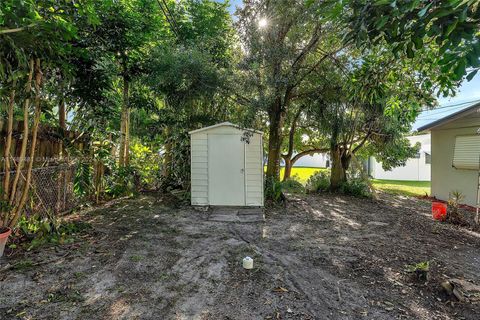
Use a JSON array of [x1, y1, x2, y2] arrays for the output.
[[208, 134, 245, 205]]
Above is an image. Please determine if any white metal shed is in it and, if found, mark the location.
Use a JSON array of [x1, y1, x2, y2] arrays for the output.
[[189, 122, 264, 207]]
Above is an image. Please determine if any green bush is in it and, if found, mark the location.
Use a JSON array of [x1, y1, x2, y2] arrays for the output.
[[265, 177, 284, 202], [340, 178, 372, 198], [104, 165, 137, 198], [281, 178, 305, 194], [130, 141, 162, 190], [74, 162, 93, 198], [306, 171, 330, 192], [18, 213, 91, 250]]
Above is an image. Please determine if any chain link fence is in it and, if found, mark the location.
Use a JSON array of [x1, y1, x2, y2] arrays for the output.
[[0, 164, 77, 216]]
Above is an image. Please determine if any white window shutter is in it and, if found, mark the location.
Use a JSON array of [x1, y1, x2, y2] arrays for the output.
[[453, 135, 480, 170]]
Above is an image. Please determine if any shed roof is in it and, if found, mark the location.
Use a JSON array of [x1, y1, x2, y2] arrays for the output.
[[417, 100, 480, 132], [188, 122, 263, 135]]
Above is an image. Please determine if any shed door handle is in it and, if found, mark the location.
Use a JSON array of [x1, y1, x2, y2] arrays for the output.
[[240, 168, 244, 173]]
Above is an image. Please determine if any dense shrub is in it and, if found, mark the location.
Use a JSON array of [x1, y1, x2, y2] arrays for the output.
[[305, 170, 372, 198], [340, 178, 372, 198], [306, 171, 330, 192], [17, 213, 91, 250], [130, 142, 162, 190], [104, 165, 138, 197], [281, 177, 305, 194]]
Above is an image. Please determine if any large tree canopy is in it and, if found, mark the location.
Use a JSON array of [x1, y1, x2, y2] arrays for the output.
[[343, 0, 480, 95], [236, 0, 345, 184]]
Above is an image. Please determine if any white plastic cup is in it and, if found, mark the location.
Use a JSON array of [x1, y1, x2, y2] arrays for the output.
[[243, 256, 253, 269]]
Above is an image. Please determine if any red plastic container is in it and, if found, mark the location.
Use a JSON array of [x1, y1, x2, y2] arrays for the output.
[[432, 202, 447, 221]]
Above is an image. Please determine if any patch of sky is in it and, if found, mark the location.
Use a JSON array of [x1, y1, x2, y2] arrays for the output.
[[413, 74, 480, 131]]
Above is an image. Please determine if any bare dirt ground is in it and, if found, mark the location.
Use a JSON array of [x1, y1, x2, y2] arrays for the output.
[[1, 192, 479, 319]]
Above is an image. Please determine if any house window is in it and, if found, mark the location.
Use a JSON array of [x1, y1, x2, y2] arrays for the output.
[[453, 135, 480, 170], [414, 152, 421, 159], [425, 153, 431, 164]]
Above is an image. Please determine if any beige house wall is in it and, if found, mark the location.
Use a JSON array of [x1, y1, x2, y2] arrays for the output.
[[431, 124, 479, 206]]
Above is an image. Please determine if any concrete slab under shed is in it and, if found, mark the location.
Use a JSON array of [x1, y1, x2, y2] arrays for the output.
[[208, 207, 264, 223]]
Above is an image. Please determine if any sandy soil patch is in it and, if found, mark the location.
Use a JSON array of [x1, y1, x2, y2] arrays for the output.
[[1, 193, 479, 319]]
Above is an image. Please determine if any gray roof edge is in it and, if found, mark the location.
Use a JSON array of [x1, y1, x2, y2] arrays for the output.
[[188, 122, 263, 135], [417, 101, 480, 132]]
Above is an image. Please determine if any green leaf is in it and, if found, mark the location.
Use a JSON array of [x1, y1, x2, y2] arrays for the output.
[[453, 59, 466, 80], [375, 16, 389, 30], [406, 43, 414, 58], [374, 0, 393, 6], [466, 69, 478, 81], [440, 62, 451, 73], [438, 42, 450, 55], [459, 6, 468, 22], [418, 4, 432, 18], [432, 8, 455, 19], [439, 52, 457, 65], [473, 42, 480, 56], [445, 20, 458, 36], [413, 37, 423, 50], [466, 51, 480, 68], [43, 221, 51, 233]]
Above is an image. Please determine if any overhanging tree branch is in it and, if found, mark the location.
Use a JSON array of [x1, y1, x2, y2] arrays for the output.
[[282, 106, 304, 159], [0, 24, 36, 35], [291, 148, 329, 164]]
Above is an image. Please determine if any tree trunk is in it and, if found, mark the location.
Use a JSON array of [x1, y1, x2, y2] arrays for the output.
[[1, 83, 16, 226], [119, 74, 129, 167], [2, 81, 16, 203], [8, 58, 43, 228], [9, 59, 34, 207], [125, 106, 130, 166], [162, 127, 172, 179], [265, 101, 285, 183], [283, 157, 292, 181], [281, 108, 302, 182], [330, 145, 346, 190], [341, 154, 351, 176], [94, 160, 104, 203], [58, 84, 66, 158], [118, 109, 125, 166]]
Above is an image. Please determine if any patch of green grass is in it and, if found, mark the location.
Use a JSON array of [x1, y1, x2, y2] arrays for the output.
[[285, 167, 329, 184], [266, 166, 430, 198], [156, 273, 170, 281], [74, 271, 86, 279], [265, 166, 328, 184], [129, 255, 144, 262], [12, 259, 34, 272], [371, 179, 430, 197], [47, 290, 84, 303], [160, 225, 179, 235]]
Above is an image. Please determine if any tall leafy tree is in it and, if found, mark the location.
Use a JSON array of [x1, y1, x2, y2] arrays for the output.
[[143, 0, 236, 188], [314, 48, 439, 189], [237, 0, 344, 188], [87, 0, 167, 167], [0, 0, 97, 227]]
